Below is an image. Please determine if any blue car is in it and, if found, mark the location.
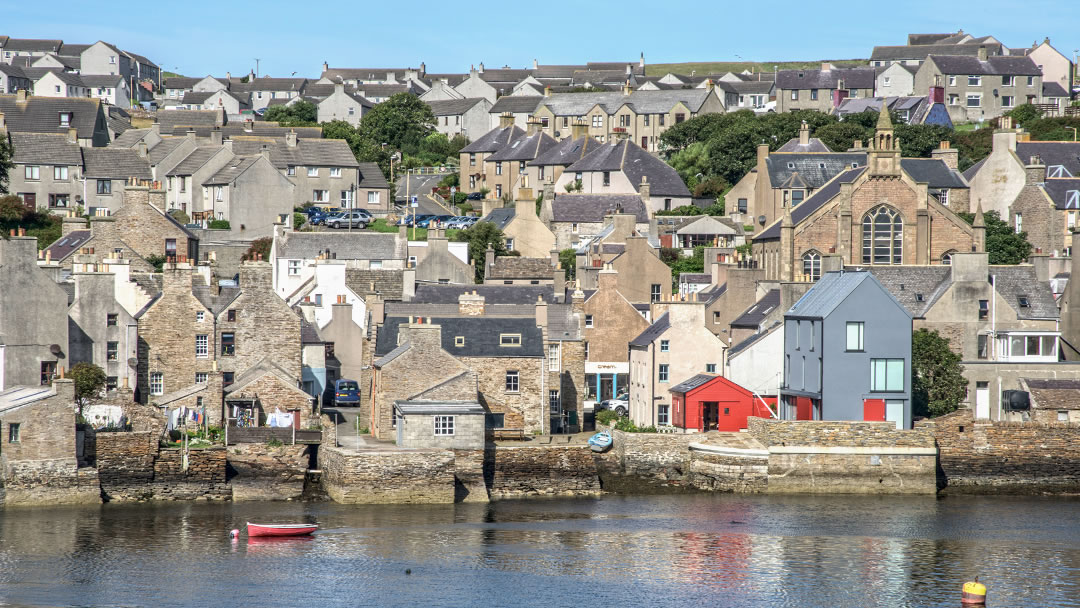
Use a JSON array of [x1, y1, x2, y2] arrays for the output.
[[332, 379, 361, 407]]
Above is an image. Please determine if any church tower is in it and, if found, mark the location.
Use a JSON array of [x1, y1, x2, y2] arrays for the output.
[[868, 103, 901, 177]]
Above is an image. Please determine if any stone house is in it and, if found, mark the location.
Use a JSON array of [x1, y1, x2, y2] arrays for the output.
[[395, 400, 486, 450], [553, 139, 692, 213], [231, 131, 360, 209], [316, 83, 372, 126], [0, 232, 69, 389], [914, 52, 1042, 123], [481, 195, 557, 259], [876, 63, 918, 97], [34, 71, 90, 100], [68, 269, 139, 392], [426, 97, 491, 139], [270, 229, 407, 301], [223, 357, 315, 427], [79, 147, 153, 215], [7, 131, 83, 212], [582, 265, 650, 406], [774, 65, 876, 113], [484, 253, 556, 285], [488, 95, 544, 130], [1022, 379, 1080, 423], [0, 90, 110, 147], [200, 154, 296, 239], [459, 119, 524, 194], [1007, 156, 1067, 257], [412, 232, 473, 285], [751, 108, 979, 280], [629, 296, 726, 428], [577, 228, 672, 305], [355, 162, 391, 216], [527, 128, 598, 188], [781, 270, 913, 428], [483, 126, 557, 200], [0, 380, 99, 505]]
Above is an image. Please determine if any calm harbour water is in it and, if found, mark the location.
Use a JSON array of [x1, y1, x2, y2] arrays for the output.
[[0, 494, 1078, 607]]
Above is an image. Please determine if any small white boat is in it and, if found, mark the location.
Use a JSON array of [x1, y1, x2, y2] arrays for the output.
[[588, 432, 613, 452]]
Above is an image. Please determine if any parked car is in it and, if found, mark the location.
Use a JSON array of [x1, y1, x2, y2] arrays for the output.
[[332, 379, 361, 407], [419, 214, 454, 228], [328, 212, 370, 229], [447, 216, 477, 229], [597, 393, 629, 416], [466, 192, 484, 201]]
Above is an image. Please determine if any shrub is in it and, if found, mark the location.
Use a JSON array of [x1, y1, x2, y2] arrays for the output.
[[266, 438, 284, 447], [168, 209, 190, 225], [293, 212, 306, 230], [595, 410, 620, 425], [208, 219, 231, 230]]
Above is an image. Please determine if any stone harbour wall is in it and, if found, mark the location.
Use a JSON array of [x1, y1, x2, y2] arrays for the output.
[[1, 460, 101, 506], [747, 417, 935, 448], [96, 432, 229, 501], [687, 450, 768, 493], [765, 450, 938, 494], [922, 408, 1080, 493], [601, 430, 701, 492], [320, 445, 457, 504], [227, 444, 311, 501], [488, 446, 601, 499]]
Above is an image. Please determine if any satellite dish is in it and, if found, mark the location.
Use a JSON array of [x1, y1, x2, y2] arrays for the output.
[[758, 215, 767, 226], [49, 344, 63, 355], [127, 358, 139, 368]]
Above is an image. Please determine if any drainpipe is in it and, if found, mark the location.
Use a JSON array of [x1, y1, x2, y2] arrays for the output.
[[539, 355, 545, 435], [991, 274, 997, 360]]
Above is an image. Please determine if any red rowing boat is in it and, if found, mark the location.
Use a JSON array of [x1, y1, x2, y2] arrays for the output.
[[246, 522, 319, 537]]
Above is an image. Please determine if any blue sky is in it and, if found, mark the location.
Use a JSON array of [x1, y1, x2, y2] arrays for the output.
[[7, 1, 1079, 77]]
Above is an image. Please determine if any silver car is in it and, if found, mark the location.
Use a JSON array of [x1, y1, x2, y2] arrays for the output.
[[328, 212, 370, 229]]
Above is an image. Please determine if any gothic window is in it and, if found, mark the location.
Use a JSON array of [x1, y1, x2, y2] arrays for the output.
[[941, 250, 957, 265], [861, 205, 903, 265], [802, 250, 822, 280]]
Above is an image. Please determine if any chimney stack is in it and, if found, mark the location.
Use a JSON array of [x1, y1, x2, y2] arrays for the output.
[[286, 130, 298, 147], [498, 112, 514, 129], [978, 46, 988, 61], [798, 120, 809, 146]]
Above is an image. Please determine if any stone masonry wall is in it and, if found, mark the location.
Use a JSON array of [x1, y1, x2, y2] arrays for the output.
[[687, 451, 768, 493], [96, 432, 229, 501], [217, 261, 302, 381], [320, 445, 456, 504], [488, 446, 601, 499], [226, 443, 311, 501], [922, 408, 1080, 493], [469, 355, 544, 433], [747, 417, 935, 448], [137, 267, 216, 403], [601, 430, 702, 492]]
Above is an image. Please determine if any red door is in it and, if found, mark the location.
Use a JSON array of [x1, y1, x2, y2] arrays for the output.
[[796, 397, 813, 420], [641, 136, 648, 149], [863, 399, 886, 421]]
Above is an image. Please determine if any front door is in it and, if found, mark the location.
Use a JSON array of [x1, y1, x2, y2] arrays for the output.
[[702, 402, 719, 431], [641, 136, 648, 149], [885, 400, 904, 429], [863, 398, 886, 422], [21, 193, 36, 210], [975, 382, 990, 419]]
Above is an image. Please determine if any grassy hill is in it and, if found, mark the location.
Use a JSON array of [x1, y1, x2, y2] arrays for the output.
[[644, 59, 867, 77]]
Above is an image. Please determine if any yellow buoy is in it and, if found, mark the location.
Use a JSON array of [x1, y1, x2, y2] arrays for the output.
[[962, 578, 987, 604]]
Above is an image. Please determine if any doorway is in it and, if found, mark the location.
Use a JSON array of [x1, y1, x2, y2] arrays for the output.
[[885, 400, 904, 429], [975, 382, 990, 419], [702, 402, 719, 431]]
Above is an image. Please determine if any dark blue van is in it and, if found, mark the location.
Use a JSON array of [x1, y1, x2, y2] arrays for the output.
[[333, 379, 360, 406]]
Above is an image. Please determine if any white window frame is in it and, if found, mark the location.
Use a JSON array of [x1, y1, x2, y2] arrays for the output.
[[967, 75, 981, 86], [966, 93, 982, 108], [1001, 96, 1014, 108], [307, 167, 319, 177], [585, 314, 593, 328], [1002, 75, 1014, 87], [53, 166, 68, 180], [433, 415, 455, 436], [505, 370, 520, 392], [25, 165, 40, 180], [548, 343, 560, 372], [288, 260, 301, 276], [150, 372, 164, 395], [312, 189, 329, 203], [330, 167, 342, 178], [195, 334, 209, 358], [1015, 212, 1022, 234], [948, 75, 956, 87], [367, 191, 380, 205]]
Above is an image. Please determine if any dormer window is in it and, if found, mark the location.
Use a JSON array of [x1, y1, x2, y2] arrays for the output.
[[787, 162, 795, 169], [499, 334, 521, 346], [1019, 296, 1030, 308], [59, 111, 73, 126]]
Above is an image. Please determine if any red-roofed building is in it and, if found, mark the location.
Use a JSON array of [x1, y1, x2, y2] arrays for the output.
[[669, 373, 774, 432]]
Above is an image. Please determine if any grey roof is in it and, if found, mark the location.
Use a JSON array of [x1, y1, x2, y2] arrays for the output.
[[460, 125, 525, 154], [1042, 179, 1080, 210], [483, 208, 515, 230], [728, 320, 782, 357], [900, 158, 968, 189], [731, 289, 780, 328], [991, 265, 1059, 320], [203, 155, 259, 184], [565, 139, 691, 197], [547, 303, 582, 341], [535, 88, 716, 116], [81, 147, 152, 180], [486, 131, 558, 163], [181, 91, 216, 105], [776, 67, 876, 90], [375, 316, 544, 357], [147, 137, 190, 164], [394, 400, 484, 416], [777, 137, 832, 153], [0, 94, 103, 139], [167, 146, 222, 176], [357, 162, 389, 189], [10, 132, 82, 165], [230, 77, 308, 93], [43, 230, 92, 261], [630, 312, 669, 347], [1043, 82, 1070, 98], [230, 136, 359, 168], [669, 373, 719, 394], [425, 97, 487, 116], [550, 194, 648, 223], [679, 273, 711, 284], [411, 284, 557, 305], [374, 343, 410, 367], [275, 232, 403, 261], [963, 158, 986, 181], [928, 55, 1040, 76], [722, 80, 775, 95], [298, 314, 323, 344], [79, 74, 122, 88], [111, 128, 150, 147], [871, 43, 993, 62], [788, 271, 872, 318], [765, 152, 866, 190], [1016, 142, 1080, 178], [907, 33, 960, 45], [477, 68, 532, 84], [489, 95, 544, 114], [854, 266, 952, 317], [156, 109, 222, 133], [529, 136, 601, 167], [757, 167, 865, 240], [3, 39, 62, 52], [163, 77, 202, 90], [488, 257, 552, 280], [0, 386, 56, 413], [192, 284, 240, 316]]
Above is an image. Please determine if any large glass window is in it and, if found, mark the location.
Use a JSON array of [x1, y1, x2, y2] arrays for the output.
[[870, 359, 904, 392], [846, 322, 864, 351], [862, 205, 903, 264]]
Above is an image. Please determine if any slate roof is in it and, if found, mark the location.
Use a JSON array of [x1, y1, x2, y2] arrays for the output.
[[357, 162, 389, 188], [374, 343, 410, 367], [192, 284, 241, 316], [1025, 379, 1080, 410], [1043, 82, 1070, 98], [425, 97, 487, 116], [163, 77, 201, 90], [776, 67, 876, 90], [1042, 179, 1080, 210], [731, 289, 781, 328], [203, 155, 259, 184], [787, 271, 894, 319], [928, 55, 1041, 76], [676, 215, 738, 236], [2, 39, 62, 53], [529, 136, 600, 167], [488, 257, 552, 280], [630, 312, 669, 347], [375, 316, 544, 357], [298, 315, 324, 344], [80, 74, 122, 88], [411, 284, 557, 305], [1016, 142, 1080, 178], [871, 43, 990, 62], [477, 68, 533, 84], [229, 136, 359, 168], [765, 152, 866, 191], [723, 80, 775, 95], [111, 128, 150, 147], [483, 207, 515, 230], [777, 137, 831, 153], [43, 230, 92, 261], [991, 265, 1059, 320], [181, 91, 216, 105], [564, 139, 691, 197], [547, 303, 582, 341], [156, 109, 222, 132], [757, 167, 865, 240], [146, 137, 190, 165], [275, 232, 403, 261], [487, 131, 558, 163], [9, 132, 82, 165], [489, 95, 545, 114], [727, 320, 782, 357], [81, 147, 152, 180], [962, 158, 986, 181], [460, 125, 525, 153], [0, 94, 103, 139], [355, 83, 417, 98], [900, 158, 968, 189], [669, 373, 719, 394], [230, 77, 307, 93], [680, 273, 711, 284], [536, 88, 716, 116], [907, 33, 960, 45], [550, 194, 648, 223], [167, 146, 222, 176], [855, 266, 952, 317]]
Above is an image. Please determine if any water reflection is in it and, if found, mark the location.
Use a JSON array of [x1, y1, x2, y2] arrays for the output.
[[0, 494, 1078, 607]]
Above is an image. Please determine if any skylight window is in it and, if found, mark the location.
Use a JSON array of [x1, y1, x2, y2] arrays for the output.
[[1019, 296, 1030, 308]]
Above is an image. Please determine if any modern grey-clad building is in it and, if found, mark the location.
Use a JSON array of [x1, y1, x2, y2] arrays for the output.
[[781, 270, 913, 428]]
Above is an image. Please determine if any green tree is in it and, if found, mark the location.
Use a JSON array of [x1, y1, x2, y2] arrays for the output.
[[0, 135, 12, 194], [958, 210, 1032, 264], [263, 100, 318, 126], [660, 245, 705, 289], [667, 141, 710, 188], [895, 123, 954, 158], [70, 362, 107, 418], [558, 248, 577, 281], [951, 127, 994, 172], [243, 237, 273, 261], [815, 121, 873, 153], [1004, 103, 1044, 127], [359, 93, 435, 155], [912, 329, 966, 418], [0, 193, 24, 222], [321, 120, 392, 177], [451, 221, 509, 282]]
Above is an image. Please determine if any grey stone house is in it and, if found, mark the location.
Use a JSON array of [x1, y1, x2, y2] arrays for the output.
[[426, 97, 492, 139], [67, 269, 139, 392], [775, 65, 876, 113], [231, 131, 360, 209], [316, 83, 372, 126], [200, 154, 296, 239], [0, 92, 111, 146], [781, 270, 912, 428], [80, 147, 153, 214], [914, 52, 1042, 123], [7, 131, 83, 212]]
